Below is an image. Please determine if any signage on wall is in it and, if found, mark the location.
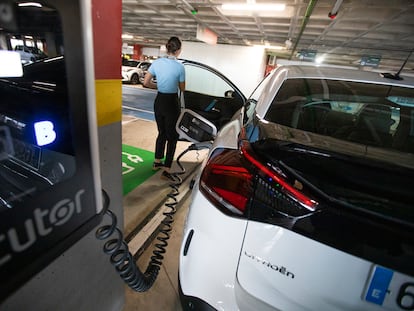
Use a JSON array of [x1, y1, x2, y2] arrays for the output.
[[360, 55, 381, 67], [122, 43, 134, 55], [196, 24, 217, 45], [298, 49, 317, 62]]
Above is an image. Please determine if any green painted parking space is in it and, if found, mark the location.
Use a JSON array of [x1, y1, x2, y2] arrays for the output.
[[122, 144, 157, 195]]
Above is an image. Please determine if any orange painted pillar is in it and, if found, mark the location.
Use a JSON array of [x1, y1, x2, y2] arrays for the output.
[[91, 0, 122, 126]]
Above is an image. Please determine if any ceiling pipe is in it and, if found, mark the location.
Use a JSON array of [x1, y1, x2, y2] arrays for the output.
[[289, 0, 318, 60], [328, 0, 343, 19], [181, 0, 196, 12]]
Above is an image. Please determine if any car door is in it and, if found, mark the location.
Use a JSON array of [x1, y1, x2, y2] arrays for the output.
[[176, 59, 246, 143]]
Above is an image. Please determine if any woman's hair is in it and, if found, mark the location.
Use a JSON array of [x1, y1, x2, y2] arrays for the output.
[[166, 36, 182, 54]]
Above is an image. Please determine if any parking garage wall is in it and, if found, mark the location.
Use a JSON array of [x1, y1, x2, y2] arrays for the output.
[[180, 41, 267, 96], [143, 41, 267, 97]]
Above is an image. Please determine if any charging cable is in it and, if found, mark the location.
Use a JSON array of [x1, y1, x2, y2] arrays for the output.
[[95, 141, 211, 292]]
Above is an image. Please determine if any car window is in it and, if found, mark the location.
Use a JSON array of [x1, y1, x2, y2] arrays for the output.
[[185, 63, 235, 97], [181, 62, 245, 130], [139, 62, 150, 70], [264, 78, 414, 153], [123, 60, 139, 67]]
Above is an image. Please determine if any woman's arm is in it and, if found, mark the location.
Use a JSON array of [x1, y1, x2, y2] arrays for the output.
[[178, 81, 185, 92], [143, 72, 157, 89]]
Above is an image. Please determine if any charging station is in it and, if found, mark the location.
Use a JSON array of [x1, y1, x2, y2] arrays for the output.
[[0, 0, 102, 301]]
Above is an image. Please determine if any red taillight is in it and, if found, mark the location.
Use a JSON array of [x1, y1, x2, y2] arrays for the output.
[[200, 150, 252, 215], [240, 141, 318, 211], [200, 142, 318, 217]]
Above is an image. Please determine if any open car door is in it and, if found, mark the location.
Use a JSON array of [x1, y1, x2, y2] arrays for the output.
[[176, 59, 246, 143]]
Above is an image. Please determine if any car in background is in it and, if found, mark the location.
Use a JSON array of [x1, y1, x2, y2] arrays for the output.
[[14, 45, 47, 64], [139, 67, 157, 86], [121, 59, 151, 84], [177, 64, 414, 310]]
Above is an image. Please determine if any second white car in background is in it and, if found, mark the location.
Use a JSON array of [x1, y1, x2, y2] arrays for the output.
[[121, 59, 151, 84]]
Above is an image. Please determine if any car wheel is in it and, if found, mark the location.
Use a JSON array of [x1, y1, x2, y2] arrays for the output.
[[130, 74, 139, 84]]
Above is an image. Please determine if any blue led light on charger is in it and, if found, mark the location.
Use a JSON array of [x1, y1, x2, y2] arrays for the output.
[[34, 120, 57, 146]]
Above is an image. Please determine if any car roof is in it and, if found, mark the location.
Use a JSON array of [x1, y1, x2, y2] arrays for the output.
[[254, 64, 414, 119], [278, 64, 414, 88]]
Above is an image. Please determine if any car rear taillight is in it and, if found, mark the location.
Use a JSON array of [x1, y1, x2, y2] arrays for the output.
[[240, 141, 318, 212], [200, 141, 319, 218], [200, 148, 252, 216]]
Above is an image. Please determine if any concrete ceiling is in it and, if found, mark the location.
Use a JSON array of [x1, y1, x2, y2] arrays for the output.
[[122, 0, 414, 74]]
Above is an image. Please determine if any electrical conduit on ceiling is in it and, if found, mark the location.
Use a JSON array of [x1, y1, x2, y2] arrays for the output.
[[289, 0, 318, 60]]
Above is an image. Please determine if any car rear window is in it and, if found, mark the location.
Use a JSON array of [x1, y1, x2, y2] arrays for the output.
[[264, 78, 414, 154], [122, 60, 139, 67]]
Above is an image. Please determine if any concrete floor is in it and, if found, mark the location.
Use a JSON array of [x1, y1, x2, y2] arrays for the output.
[[123, 199, 188, 311], [121, 115, 207, 311]]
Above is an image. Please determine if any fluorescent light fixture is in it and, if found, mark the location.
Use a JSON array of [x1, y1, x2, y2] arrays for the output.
[[315, 55, 325, 64], [122, 34, 133, 39], [268, 45, 285, 50], [221, 3, 285, 11], [18, 2, 42, 7], [254, 44, 285, 50]]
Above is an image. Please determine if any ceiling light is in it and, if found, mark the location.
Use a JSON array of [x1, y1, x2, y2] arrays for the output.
[[122, 34, 133, 39], [268, 45, 285, 50], [315, 55, 325, 64], [254, 44, 285, 50], [18, 2, 42, 7], [221, 3, 285, 11]]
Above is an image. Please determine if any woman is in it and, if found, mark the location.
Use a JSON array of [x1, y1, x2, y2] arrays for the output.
[[143, 36, 185, 181]]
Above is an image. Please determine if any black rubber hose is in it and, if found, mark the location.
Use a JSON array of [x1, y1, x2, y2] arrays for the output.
[[96, 142, 210, 292]]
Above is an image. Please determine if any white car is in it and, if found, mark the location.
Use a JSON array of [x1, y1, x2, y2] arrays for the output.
[[121, 59, 151, 84], [177, 64, 414, 310]]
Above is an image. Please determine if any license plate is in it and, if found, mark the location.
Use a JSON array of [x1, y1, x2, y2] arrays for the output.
[[364, 265, 414, 310]]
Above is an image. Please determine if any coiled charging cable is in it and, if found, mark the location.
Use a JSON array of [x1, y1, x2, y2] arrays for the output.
[[95, 141, 211, 292]]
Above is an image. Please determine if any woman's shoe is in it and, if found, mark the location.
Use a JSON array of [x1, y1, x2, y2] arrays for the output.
[[152, 162, 164, 170]]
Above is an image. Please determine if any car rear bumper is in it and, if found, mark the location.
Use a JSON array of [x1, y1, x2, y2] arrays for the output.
[[178, 275, 217, 311], [178, 190, 247, 310]]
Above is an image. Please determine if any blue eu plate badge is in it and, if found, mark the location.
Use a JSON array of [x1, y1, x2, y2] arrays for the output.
[[365, 266, 394, 305]]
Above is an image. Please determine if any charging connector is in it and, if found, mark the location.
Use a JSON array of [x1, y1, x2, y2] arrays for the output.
[[188, 141, 213, 151]]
